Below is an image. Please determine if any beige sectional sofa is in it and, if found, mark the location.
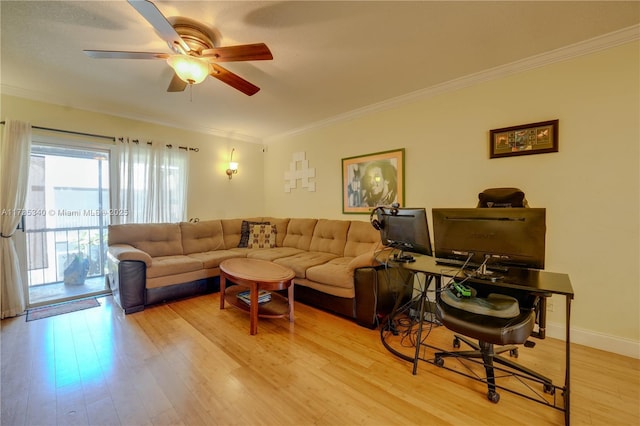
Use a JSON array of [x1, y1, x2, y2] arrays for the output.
[[107, 217, 412, 328]]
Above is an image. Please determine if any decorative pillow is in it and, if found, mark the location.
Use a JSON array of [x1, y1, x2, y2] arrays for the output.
[[248, 224, 277, 249], [238, 221, 270, 247]]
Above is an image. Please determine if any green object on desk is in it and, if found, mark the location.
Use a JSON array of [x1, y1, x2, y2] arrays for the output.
[[450, 281, 473, 298], [441, 287, 520, 319]]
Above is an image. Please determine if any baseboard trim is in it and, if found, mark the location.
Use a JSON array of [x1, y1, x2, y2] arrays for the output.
[[545, 321, 640, 359]]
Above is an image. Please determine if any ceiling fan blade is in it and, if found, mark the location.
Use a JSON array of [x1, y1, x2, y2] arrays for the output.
[[127, 0, 189, 53], [210, 64, 260, 96], [167, 73, 187, 92], [201, 43, 273, 62], [83, 50, 169, 60]]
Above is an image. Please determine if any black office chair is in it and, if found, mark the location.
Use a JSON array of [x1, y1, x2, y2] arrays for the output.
[[433, 187, 552, 403], [434, 288, 552, 402], [477, 187, 529, 208]]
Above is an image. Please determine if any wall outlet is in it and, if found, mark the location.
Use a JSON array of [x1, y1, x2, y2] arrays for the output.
[[409, 300, 440, 324], [409, 308, 438, 323], [547, 299, 554, 312]]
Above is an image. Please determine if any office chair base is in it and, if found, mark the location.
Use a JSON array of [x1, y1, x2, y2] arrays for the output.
[[452, 335, 519, 358], [434, 335, 555, 403], [487, 390, 500, 403]]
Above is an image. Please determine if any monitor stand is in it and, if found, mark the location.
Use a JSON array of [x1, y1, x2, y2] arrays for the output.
[[392, 251, 416, 263], [464, 261, 503, 282]]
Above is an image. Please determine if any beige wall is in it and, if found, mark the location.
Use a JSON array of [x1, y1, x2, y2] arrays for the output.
[[264, 42, 640, 353], [0, 95, 266, 220]]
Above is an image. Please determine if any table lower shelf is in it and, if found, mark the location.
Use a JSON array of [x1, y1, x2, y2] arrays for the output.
[[224, 285, 290, 318]]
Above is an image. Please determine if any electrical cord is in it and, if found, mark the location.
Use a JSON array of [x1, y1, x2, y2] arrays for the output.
[[380, 271, 441, 363], [438, 252, 475, 294]]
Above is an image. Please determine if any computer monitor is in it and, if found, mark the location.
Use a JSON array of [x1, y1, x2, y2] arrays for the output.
[[376, 207, 433, 261], [432, 208, 546, 274]]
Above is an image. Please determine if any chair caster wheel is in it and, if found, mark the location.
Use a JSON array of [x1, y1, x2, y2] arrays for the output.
[[487, 390, 500, 403], [453, 337, 461, 348], [543, 383, 555, 395], [434, 356, 444, 367], [509, 348, 519, 358]]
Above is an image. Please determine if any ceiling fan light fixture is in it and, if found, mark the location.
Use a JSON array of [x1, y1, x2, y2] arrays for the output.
[[167, 55, 209, 85]]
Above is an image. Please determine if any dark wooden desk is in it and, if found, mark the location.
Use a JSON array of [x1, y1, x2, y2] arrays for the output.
[[399, 254, 574, 425]]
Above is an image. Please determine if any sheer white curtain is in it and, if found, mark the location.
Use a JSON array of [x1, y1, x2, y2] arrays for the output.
[[0, 120, 31, 318], [112, 139, 189, 224]]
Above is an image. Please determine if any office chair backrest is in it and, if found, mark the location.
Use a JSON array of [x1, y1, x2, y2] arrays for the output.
[[476, 187, 535, 309], [477, 187, 529, 208]]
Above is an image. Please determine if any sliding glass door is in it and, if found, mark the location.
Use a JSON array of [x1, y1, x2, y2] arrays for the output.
[[25, 141, 112, 307]]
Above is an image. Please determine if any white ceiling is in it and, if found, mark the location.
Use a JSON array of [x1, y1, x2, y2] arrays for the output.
[[2, 1, 639, 143]]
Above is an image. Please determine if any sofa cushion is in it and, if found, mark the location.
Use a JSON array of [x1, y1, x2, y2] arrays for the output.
[[248, 224, 277, 249], [348, 251, 379, 269], [108, 223, 183, 257], [244, 247, 305, 261], [306, 257, 354, 290], [238, 220, 270, 247], [309, 219, 350, 257], [146, 255, 202, 278], [344, 220, 382, 257], [274, 251, 338, 278], [221, 218, 244, 249], [221, 218, 262, 249], [108, 244, 153, 266], [186, 250, 245, 269], [282, 218, 317, 250], [260, 217, 290, 247], [180, 220, 225, 254]]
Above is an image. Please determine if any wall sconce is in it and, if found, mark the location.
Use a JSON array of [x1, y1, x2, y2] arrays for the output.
[[226, 148, 238, 180]]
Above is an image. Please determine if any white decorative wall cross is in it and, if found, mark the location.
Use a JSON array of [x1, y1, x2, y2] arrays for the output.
[[284, 152, 316, 192]]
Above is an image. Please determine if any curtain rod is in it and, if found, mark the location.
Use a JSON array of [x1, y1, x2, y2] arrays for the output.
[[117, 137, 199, 152], [0, 120, 115, 141], [1, 121, 199, 152]]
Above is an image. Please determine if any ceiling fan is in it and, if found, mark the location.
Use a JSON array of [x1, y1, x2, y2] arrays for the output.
[[84, 0, 273, 96]]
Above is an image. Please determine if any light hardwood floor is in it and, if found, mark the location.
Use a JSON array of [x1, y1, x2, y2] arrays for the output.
[[1, 294, 638, 426]]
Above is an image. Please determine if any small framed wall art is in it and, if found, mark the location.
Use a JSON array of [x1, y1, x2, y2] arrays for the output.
[[490, 119, 559, 159], [342, 148, 404, 214]]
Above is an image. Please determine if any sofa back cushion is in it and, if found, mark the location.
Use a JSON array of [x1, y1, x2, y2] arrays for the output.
[[108, 223, 183, 257], [221, 217, 263, 248], [260, 217, 290, 247], [282, 218, 317, 250], [180, 220, 225, 254], [344, 220, 382, 257], [309, 219, 350, 256]]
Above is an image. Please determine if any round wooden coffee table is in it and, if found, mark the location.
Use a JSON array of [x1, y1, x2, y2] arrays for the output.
[[219, 258, 295, 335]]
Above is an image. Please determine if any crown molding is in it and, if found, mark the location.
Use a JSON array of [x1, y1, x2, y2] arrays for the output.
[[0, 84, 262, 144], [265, 24, 640, 143], [4, 24, 637, 145]]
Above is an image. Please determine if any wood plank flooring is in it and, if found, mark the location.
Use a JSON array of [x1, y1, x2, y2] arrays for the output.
[[1, 294, 638, 425]]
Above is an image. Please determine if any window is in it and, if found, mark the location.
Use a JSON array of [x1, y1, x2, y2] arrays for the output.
[[112, 142, 188, 224], [25, 140, 112, 305]]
